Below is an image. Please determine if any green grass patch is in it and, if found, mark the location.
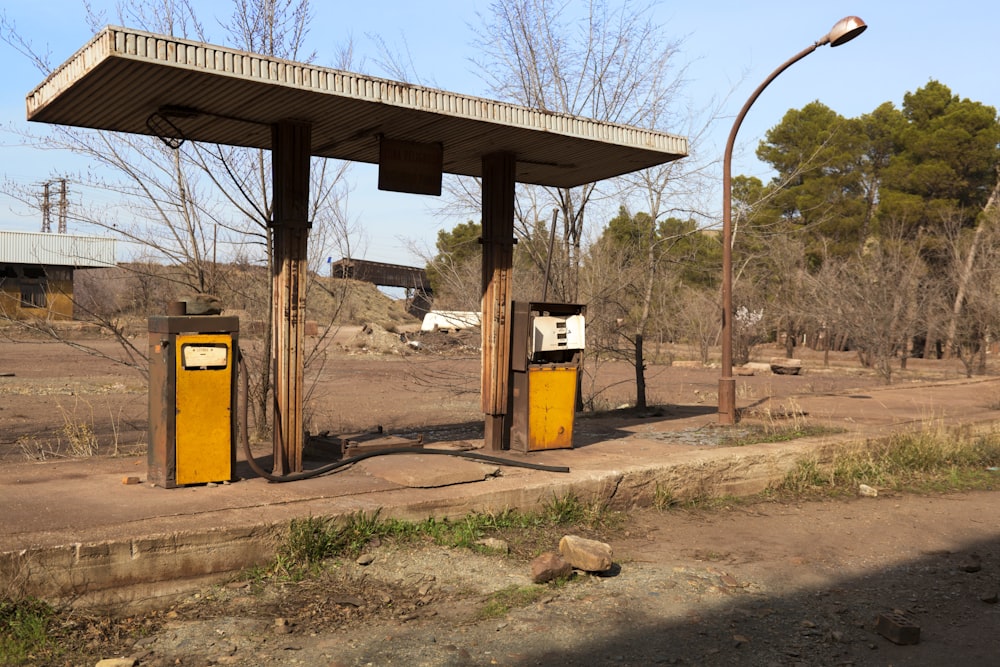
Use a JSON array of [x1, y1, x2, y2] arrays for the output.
[[0, 598, 57, 666], [721, 422, 842, 446], [477, 584, 552, 620], [265, 492, 624, 579]]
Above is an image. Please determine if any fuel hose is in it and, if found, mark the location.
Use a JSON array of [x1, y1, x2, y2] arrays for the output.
[[237, 352, 570, 483]]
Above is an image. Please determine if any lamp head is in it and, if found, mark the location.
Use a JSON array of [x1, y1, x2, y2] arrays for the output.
[[825, 16, 867, 47]]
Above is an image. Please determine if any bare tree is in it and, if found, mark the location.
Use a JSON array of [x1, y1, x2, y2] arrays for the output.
[[1, 0, 356, 440], [942, 175, 1000, 357], [945, 204, 1000, 376], [807, 231, 931, 383], [606, 89, 735, 405], [674, 285, 719, 365], [467, 0, 685, 301]]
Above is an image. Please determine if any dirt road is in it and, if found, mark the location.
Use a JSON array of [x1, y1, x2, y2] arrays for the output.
[[84, 490, 1000, 667]]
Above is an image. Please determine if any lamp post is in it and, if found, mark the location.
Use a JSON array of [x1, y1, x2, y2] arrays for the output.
[[719, 16, 867, 425]]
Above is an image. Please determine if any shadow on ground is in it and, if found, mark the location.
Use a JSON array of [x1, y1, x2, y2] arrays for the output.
[[336, 533, 1000, 666]]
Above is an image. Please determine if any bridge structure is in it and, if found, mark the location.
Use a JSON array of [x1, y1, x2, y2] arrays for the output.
[[329, 257, 432, 316]]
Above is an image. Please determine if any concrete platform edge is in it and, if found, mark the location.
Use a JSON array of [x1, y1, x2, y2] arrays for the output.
[[0, 437, 845, 611]]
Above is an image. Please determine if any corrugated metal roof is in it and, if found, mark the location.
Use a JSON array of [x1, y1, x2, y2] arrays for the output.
[[0, 231, 116, 267], [27, 26, 688, 188]]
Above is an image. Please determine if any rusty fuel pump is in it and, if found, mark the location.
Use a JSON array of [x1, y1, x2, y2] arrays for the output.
[[148, 300, 238, 488], [509, 301, 586, 452]]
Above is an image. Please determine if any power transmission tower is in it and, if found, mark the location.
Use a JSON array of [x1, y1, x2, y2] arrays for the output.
[[41, 181, 51, 233], [57, 179, 68, 234], [39, 179, 69, 233]]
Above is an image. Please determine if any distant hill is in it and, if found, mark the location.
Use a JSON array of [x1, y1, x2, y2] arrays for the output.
[[72, 264, 420, 332]]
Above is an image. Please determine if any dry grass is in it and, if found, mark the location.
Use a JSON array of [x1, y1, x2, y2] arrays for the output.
[[775, 424, 1000, 496]]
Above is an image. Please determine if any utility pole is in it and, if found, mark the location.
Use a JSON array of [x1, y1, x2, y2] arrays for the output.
[[41, 182, 51, 233], [57, 179, 68, 234]]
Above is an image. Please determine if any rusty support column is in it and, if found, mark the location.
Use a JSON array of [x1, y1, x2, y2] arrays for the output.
[[481, 152, 516, 450], [270, 120, 311, 474]]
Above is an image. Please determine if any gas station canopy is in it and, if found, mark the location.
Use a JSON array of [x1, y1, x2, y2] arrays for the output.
[[27, 26, 691, 465], [26, 26, 687, 188]]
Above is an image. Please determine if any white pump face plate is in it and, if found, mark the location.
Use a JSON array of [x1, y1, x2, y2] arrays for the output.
[[182, 343, 228, 369]]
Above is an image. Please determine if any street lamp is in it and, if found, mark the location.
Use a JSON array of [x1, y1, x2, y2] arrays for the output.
[[719, 16, 867, 425]]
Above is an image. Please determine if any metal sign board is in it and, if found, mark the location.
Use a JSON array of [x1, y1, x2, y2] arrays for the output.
[[378, 138, 443, 196]]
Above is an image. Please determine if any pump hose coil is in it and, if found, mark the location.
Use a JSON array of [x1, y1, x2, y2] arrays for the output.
[[237, 351, 569, 483]]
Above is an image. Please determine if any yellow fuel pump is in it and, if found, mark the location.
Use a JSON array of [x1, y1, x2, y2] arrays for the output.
[[148, 310, 239, 487], [509, 301, 586, 452]]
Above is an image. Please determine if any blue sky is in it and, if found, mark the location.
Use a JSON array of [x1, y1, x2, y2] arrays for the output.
[[1, 1, 998, 266]]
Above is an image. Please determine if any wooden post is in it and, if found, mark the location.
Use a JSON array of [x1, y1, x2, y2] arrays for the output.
[[270, 120, 311, 474], [480, 152, 516, 450]]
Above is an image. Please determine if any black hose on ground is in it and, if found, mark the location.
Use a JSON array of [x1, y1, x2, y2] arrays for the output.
[[237, 351, 570, 483]]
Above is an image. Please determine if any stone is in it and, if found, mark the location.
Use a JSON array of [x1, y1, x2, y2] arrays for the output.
[[95, 660, 137, 667], [531, 551, 572, 583], [720, 573, 740, 588], [858, 484, 878, 497], [770, 357, 802, 375], [475, 538, 510, 554], [744, 362, 772, 372], [356, 553, 375, 566], [960, 555, 982, 573], [180, 294, 223, 315], [559, 535, 613, 573]]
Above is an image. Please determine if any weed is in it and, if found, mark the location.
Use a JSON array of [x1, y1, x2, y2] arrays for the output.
[[0, 597, 56, 665], [581, 497, 620, 529], [241, 565, 272, 593], [652, 483, 675, 511], [273, 510, 403, 577], [15, 436, 57, 461], [543, 492, 585, 525], [21, 397, 131, 460], [772, 427, 1000, 497], [340, 510, 386, 554], [277, 515, 341, 576], [674, 494, 744, 511], [477, 584, 550, 620], [780, 459, 830, 494], [263, 497, 625, 584], [541, 491, 619, 528], [56, 399, 100, 457], [724, 401, 842, 446]]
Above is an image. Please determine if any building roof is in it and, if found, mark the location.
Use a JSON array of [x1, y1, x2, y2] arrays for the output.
[[27, 26, 688, 189], [0, 231, 116, 267]]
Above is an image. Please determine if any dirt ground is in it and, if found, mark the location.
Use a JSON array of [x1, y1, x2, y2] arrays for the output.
[[0, 324, 976, 461], [2, 326, 999, 665], [36, 494, 1000, 666]]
